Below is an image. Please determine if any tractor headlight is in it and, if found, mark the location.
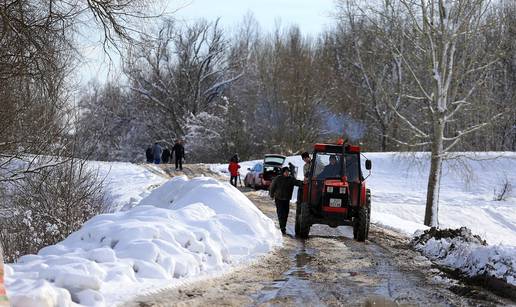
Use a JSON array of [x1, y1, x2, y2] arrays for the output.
[[339, 187, 346, 194], [327, 186, 333, 193]]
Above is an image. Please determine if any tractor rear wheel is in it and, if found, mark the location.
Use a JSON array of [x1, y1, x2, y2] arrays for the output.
[[295, 202, 311, 239], [356, 206, 369, 242]]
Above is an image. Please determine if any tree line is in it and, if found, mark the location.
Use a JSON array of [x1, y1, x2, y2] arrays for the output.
[[76, 1, 515, 166]]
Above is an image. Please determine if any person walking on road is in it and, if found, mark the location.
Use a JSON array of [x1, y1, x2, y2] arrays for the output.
[[152, 142, 162, 164], [172, 139, 185, 171], [228, 155, 240, 187], [269, 167, 302, 234]]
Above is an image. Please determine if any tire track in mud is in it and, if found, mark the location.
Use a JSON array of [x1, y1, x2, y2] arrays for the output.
[[128, 164, 512, 307]]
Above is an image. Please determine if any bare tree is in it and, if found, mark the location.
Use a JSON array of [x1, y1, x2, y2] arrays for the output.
[[75, 81, 150, 162], [0, 0, 159, 181], [125, 19, 240, 147], [334, 1, 409, 151], [380, 0, 504, 226], [252, 25, 327, 154]]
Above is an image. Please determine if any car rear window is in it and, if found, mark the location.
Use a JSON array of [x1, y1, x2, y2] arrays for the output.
[[264, 156, 285, 165]]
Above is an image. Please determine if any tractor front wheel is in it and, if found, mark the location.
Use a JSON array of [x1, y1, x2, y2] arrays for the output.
[[355, 206, 369, 242], [295, 202, 311, 239]]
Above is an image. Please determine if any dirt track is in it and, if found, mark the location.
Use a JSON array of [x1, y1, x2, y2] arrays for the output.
[[128, 164, 513, 307]]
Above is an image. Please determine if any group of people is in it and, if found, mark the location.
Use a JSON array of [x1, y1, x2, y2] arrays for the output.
[[146, 140, 185, 171]]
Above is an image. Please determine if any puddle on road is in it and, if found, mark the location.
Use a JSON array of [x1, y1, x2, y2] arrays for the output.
[[287, 245, 314, 280], [252, 241, 318, 305]]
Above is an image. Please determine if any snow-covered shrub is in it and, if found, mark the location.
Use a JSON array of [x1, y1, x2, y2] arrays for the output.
[[0, 160, 106, 262], [184, 96, 230, 162], [184, 111, 225, 162], [493, 176, 512, 201]]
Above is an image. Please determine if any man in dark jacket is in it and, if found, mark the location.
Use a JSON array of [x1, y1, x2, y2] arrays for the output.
[[269, 167, 302, 234], [318, 155, 341, 179], [161, 148, 171, 164], [152, 142, 162, 164], [172, 139, 185, 171], [145, 146, 153, 163]]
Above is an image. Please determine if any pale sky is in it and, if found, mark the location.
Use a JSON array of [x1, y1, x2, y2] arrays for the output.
[[174, 0, 335, 35], [77, 0, 336, 85]]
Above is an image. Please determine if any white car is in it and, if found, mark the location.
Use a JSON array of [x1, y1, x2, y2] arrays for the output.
[[244, 155, 286, 189]]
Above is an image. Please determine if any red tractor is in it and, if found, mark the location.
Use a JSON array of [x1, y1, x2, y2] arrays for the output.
[[295, 141, 372, 241]]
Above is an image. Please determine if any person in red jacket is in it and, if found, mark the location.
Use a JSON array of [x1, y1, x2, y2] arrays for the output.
[[228, 155, 240, 187]]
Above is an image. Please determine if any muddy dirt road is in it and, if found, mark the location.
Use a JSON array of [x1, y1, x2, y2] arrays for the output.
[[129, 164, 512, 307]]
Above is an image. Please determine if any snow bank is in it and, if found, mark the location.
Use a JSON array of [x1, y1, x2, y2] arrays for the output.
[[5, 176, 281, 306], [412, 227, 516, 286]]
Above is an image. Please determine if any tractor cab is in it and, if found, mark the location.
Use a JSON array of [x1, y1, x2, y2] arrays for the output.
[[295, 142, 372, 241]]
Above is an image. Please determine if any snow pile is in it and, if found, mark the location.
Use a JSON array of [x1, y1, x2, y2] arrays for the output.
[[5, 176, 281, 306], [411, 227, 516, 286]]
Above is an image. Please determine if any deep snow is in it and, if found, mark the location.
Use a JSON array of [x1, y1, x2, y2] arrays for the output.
[[5, 168, 281, 306]]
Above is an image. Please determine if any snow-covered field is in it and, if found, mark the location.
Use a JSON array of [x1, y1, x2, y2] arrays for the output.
[[211, 152, 516, 285], [367, 152, 515, 246], [92, 162, 169, 212], [4, 163, 281, 306]]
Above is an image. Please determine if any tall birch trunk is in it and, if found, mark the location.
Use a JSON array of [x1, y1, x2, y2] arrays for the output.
[[424, 115, 445, 227]]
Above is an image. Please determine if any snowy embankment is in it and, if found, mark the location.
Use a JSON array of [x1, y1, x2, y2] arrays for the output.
[[91, 162, 168, 212], [211, 152, 516, 284], [5, 165, 281, 306]]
